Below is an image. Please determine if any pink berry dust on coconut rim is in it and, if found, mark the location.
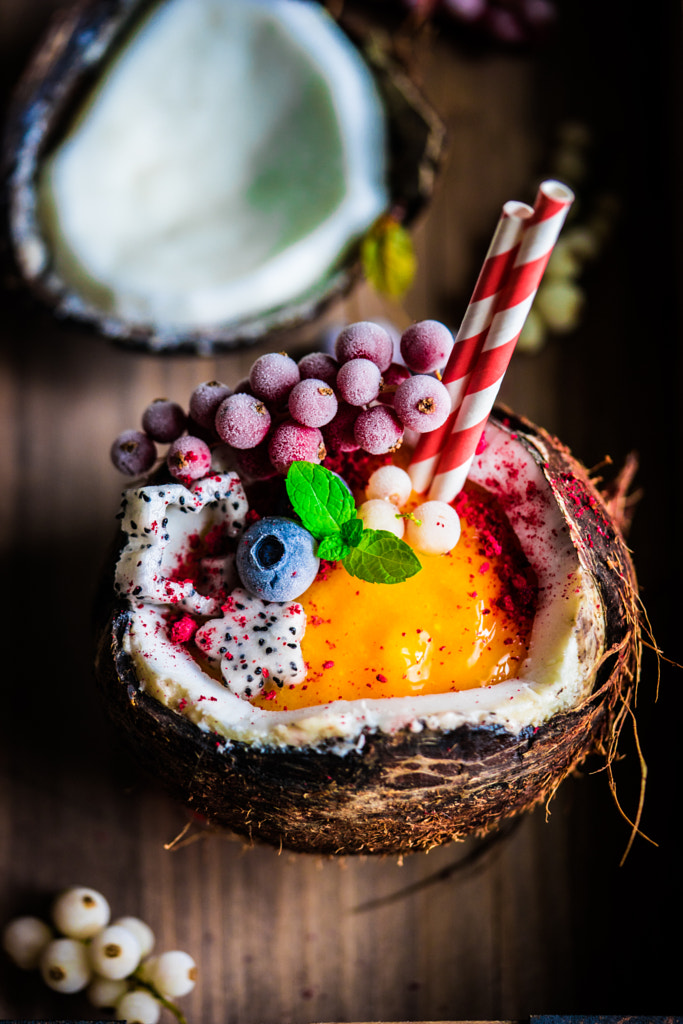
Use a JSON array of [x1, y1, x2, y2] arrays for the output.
[[97, 180, 643, 857]]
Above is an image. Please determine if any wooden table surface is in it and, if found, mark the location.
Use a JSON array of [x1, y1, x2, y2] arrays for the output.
[[1, 1, 681, 1021]]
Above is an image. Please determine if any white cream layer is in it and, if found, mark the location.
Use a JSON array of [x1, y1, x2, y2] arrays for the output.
[[118, 421, 605, 751]]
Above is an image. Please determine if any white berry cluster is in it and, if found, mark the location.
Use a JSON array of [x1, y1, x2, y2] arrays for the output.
[[1, 885, 196, 1023], [360, 464, 461, 555]]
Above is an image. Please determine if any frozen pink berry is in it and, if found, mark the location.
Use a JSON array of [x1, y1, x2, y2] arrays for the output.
[[214, 393, 271, 449], [234, 439, 278, 482], [336, 358, 382, 407], [288, 378, 338, 428], [353, 406, 404, 454], [110, 430, 157, 476], [297, 351, 339, 386], [167, 435, 212, 484], [377, 362, 412, 405], [400, 320, 454, 374], [268, 421, 326, 474], [141, 398, 187, 443], [393, 375, 451, 432], [334, 321, 394, 372], [322, 402, 359, 453], [189, 380, 232, 430], [249, 352, 300, 403]]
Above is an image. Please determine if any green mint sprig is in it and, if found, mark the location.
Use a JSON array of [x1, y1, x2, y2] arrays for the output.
[[285, 461, 421, 585]]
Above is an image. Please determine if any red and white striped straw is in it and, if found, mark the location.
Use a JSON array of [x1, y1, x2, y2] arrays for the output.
[[427, 179, 575, 503], [408, 199, 534, 494]]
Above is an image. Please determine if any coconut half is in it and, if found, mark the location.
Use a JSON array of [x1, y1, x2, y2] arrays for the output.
[[94, 410, 641, 855], [3, 0, 444, 353]]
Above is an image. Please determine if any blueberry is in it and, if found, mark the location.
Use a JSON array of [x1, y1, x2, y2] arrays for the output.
[[236, 517, 319, 602]]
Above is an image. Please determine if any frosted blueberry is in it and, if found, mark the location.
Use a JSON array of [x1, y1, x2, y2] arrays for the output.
[[236, 517, 319, 602]]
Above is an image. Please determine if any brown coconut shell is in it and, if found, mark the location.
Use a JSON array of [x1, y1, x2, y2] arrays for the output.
[[1, 0, 445, 355], [93, 409, 641, 855]]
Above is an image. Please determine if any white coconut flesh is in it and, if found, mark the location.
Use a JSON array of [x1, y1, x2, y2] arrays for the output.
[[36, 0, 388, 328], [115, 421, 605, 752]]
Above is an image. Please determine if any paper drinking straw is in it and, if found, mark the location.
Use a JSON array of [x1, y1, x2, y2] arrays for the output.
[[408, 199, 534, 494], [427, 179, 575, 503]]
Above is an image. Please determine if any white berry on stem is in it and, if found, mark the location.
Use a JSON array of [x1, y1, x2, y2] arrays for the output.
[[115, 987, 162, 1024], [148, 949, 198, 998], [51, 885, 110, 939], [405, 501, 461, 555], [40, 937, 92, 993], [89, 923, 142, 980], [2, 915, 53, 969]]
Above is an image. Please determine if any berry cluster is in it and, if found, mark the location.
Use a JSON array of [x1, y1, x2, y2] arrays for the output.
[[109, 319, 455, 483], [2, 886, 196, 1024]]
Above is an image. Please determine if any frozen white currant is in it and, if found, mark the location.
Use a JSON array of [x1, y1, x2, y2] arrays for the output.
[[357, 499, 404, 539], [405, 501, 461, 555], [2, 915, 53, 969], [365, 464, 412, 507], [87, 975, 129, 1009], [40, 937, 92, 993], [89, 924, 141, 980], [147, 949, 198, 998], [51, 886, 110, 939], [115, 987, 161, 1024], [112, 916, 155, 959]]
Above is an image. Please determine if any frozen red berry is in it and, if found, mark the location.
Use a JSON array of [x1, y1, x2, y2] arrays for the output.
[[214, 393, 271, 449], [297, 351, 339, 386], [189, 380, 232, 430], [336, 358, 382, 407], [334, 321, 394, 372], [110, 430, 157, 476], [353, 405, 404, 454], [167, 435, 212, 484], [322, 402, 359, 453], [393, 375, 451, 432], [249, 352, 300, 403], [268, 421, 326, 474], [288, 378, 338, 428], [377, 362, 412, 405], [141, 398, 187, 443], [400, 320, 454, 374]]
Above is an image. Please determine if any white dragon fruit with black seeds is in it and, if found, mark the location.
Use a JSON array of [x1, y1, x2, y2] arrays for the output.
[[195, 588, 306, 698]]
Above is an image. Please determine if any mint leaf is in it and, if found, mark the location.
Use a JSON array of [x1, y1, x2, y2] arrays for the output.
[[343, 530, 421, 584], [340, 517, 363, 547], [317, 534, 350, 562], [286, 462, 355, 538]]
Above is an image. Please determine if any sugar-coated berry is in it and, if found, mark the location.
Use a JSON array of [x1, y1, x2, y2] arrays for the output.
[[322, 402, 359, 453], [357, 499, 404, 538], [366, 465, 412, 507], [288, 378, 338, 428], [147, 949, 198, 999], [214, 392, 271, 449], [334, 321, 394, 372], [88, 924, 142, 980], [268, 421, 326, 475], [297, 350, 339, 385], [405, 501, 461, 555], [141, 398, 187, 443], [236, 516, 319, 602], [353, 405, 403, 455], [112, 916, 155, 959], [249, 352, 300, 403], [2, 915, 53, 969], [400, 320, 454, 374], [87, 975, 129, 1009], [189, 380, 232, 430], [393, 375, 451, 432], [377, 362, 412, 405], [336, 358, 382, 407], [110, 430, 157, 476], [234, 440, 278, 482], [166, 435, 212, 485], [40, 937, 92, 993], [232, 377, 254, 395], [52, 886, 110, 939], [115, 988, 161, 1024]]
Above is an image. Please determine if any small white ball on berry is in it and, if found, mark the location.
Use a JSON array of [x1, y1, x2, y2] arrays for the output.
[[366, 465, 412, 508], [358, 499, 404, 538]]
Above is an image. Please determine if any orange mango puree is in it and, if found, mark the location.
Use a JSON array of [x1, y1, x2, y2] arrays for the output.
[[252, 493, 535, 712]]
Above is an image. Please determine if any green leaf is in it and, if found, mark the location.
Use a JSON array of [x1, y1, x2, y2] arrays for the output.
[[285, 461, 355, 539], [340, 516, 364, 547], [361, 215, 417, 299], [317, 533, 350, 562], [342, 530, 421, 585]]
